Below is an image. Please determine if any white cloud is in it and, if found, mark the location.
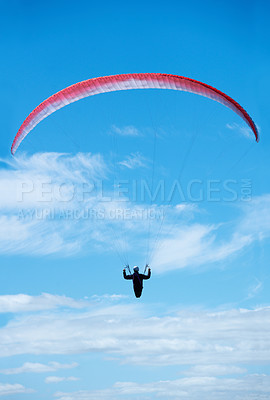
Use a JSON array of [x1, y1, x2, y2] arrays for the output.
[[0, 293, 269, 399], [118, 152, 147, 169], [1, 151, 270, 272], [0, 152, 161, 257], [0, 293, 87, 313], [0, 383, 34, 396], [0, 361, 78, 375], [53, 374, 270, 400], [0, 297, 270, 369], [151, 224, 252, 273], [111, 125, 140, 137], [0, 152, 110, 255], [150, 194, 270, 273], [90, 294, 128, 302], [183, 364, 247, 376], [0, 152, 107, 210], [0, 215, 81, 255], [0, 153, 130, 256], [45, 376, 79, 384]]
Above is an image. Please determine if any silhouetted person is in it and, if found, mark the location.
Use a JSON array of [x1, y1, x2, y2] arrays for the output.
[[123, 265, 151, 298]]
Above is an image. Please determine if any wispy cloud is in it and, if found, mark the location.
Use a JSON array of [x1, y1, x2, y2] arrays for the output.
[[0, 361, 78, 375], [1, 152, 270, 272], [0, 294, 269, 399], [5, 152, 107, 180], [246, 279, 263, 300], [0, 216, 82, 256], [0, 383, 34, 396], [183, 364, 247, 376], [45, 376, 79, 384], [0, 293, 87, 313], [90, 294, 128, 302], [0, 296, 270, 369], [151, 194, 270, 273], [111, 125, 141, 137], [0, 152, 162, 258], [152, 224, 252, 273], [118, 152, 148, 169], [0, 152, 107, 210], [226, 123, 254, 140], [0, 152, 123, 256], [54, 374, 270, 400]]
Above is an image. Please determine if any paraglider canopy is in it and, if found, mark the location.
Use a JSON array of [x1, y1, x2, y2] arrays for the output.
[[11, 73, 259, 154]]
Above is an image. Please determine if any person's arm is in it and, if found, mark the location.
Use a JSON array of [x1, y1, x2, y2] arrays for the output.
[[123, 269, 133, 280], [142, 267, 151, 280]]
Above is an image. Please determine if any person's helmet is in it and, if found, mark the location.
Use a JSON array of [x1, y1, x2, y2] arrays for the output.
[[133, 266, 139, 272]]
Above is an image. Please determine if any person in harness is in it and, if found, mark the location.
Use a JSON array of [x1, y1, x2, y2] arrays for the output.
[[123, 265, 151, 298]]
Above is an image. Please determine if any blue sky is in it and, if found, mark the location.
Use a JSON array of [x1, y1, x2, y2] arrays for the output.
[[0, 0, 270, 399]]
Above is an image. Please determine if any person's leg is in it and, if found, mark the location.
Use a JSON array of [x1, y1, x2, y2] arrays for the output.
[[134, 288, 142, 298]]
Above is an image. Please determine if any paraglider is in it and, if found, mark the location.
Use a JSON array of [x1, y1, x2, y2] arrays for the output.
[[11, 73, 259, 154], [123, 265, 151, 298], [11, 73, 259, 294]]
